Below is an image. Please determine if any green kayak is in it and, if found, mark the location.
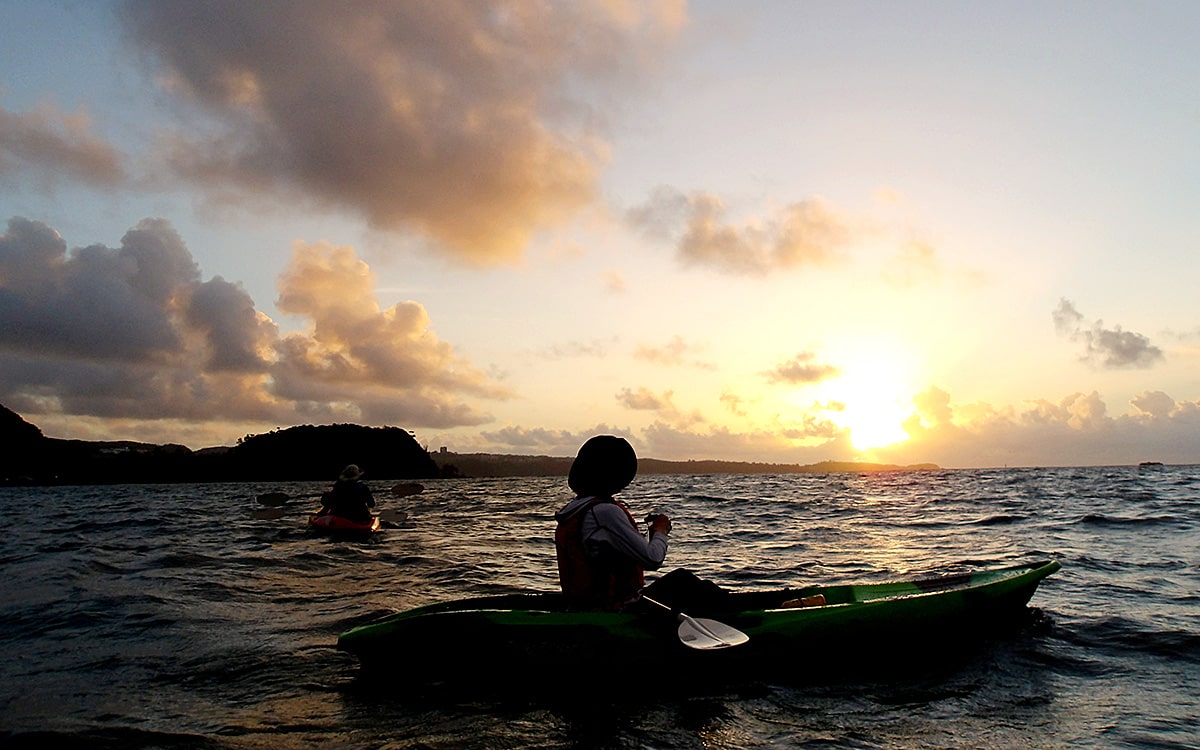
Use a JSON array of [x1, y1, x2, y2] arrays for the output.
[[338, 559, 1060, 688]]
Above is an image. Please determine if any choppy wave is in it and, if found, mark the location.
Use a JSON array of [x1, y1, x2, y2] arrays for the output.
[[1077, 512, 1181, 527], [1062, 615, 1200, 664]]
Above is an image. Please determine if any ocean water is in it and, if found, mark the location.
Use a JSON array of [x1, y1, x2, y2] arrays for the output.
[[1, 466, 1197, 749]]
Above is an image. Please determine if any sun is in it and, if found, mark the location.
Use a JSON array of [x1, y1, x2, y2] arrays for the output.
[[837, 392, 912, 451], [805, 338, 918, 452]]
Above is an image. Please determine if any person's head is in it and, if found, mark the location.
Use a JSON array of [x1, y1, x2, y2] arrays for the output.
[[568, 435, 637, 497], [339, 464, 364, 481]]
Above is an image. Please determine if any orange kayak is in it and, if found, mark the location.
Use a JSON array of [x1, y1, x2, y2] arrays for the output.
[[308, 513, 381, 534]]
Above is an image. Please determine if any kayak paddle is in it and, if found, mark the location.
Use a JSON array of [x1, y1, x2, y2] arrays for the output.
[[642, 596, 749, 650]]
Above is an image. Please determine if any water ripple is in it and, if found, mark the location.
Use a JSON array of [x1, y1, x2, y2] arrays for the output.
[[0, 466, 1197, 748]]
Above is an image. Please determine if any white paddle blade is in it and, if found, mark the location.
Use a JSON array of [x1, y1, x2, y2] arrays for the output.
[[676, 614, 750, 650]]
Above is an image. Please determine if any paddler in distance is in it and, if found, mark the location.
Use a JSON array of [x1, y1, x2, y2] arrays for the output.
[[317, 464, 377, 523]]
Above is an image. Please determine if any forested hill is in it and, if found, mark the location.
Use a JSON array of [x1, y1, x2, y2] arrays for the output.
[[0, 405, 438, 485]]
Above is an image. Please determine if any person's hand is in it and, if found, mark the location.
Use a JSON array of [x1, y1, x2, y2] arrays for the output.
[[648, 513, 672, 537]]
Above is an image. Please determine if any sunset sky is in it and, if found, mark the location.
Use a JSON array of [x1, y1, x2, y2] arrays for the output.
[[2, 1, 1198, 469]]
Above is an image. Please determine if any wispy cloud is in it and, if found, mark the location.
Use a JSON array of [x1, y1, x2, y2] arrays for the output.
[[616, 387, 704, 429], [633, 335, 715, 369], [0, 105, 125, 190], [532, 338, 617, 361], [764, 351, 840, 384], [881, 240, 941, 288]]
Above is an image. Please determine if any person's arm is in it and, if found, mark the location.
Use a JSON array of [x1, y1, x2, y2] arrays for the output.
[[590, 503, 669, 570]]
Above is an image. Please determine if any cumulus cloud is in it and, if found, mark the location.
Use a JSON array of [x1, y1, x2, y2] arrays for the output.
[[185, 276, 277, 373], [1025, 391, 1108, 431], [1053, 298, 1164, 369], [271, 241, 508, 425], [1130, 390, 1175, 419], [881, 385, 1200, 468], [0, 217, 281, 424], [0, 217, 198, 360], [0, 216, 508, 434], [972, 389, 1186, 465], [628, 187, 853, 275], [911, 386, 954, 427], [764, 351, 839, 384], [119, 0, 685, 264], [0, 104, 125, 190]]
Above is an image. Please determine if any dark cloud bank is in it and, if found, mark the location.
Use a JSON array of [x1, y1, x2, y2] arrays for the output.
[[0, 216, 506, 433]]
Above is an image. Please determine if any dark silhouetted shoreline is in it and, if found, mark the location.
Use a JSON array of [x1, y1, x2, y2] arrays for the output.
[[1, 404, 938, 486]]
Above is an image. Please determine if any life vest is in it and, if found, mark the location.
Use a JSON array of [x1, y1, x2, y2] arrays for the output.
[[555, 496, 645, 610]]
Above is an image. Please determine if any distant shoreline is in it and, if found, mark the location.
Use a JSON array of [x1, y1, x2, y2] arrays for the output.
[[3, 408, 940, 486], [434, 451, 939, 479]]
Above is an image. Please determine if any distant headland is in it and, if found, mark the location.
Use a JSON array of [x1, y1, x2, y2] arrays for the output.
[[0, 404, 938, 486]]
